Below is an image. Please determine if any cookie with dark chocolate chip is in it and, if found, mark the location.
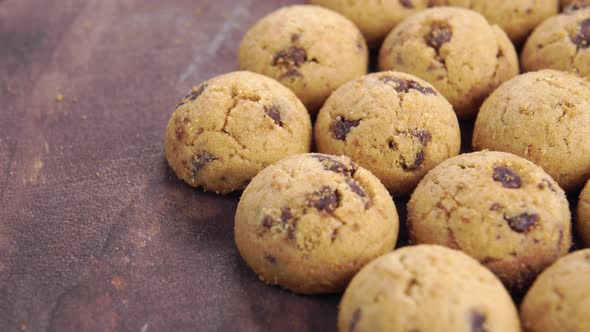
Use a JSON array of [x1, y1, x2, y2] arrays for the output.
[[339, 245, 521, 332], [234, 153, 399, 294], [164, 71, 312, 194], [379, 7, 519, 119], [408, 151, 571, 292], [314, 71, 460, 196], [522, 8, 590, 81], [473, 70, 590, 192], [239, 5, 368, 113]]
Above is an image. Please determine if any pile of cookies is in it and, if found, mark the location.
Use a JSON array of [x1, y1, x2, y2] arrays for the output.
[[164, 1, 590, 331]]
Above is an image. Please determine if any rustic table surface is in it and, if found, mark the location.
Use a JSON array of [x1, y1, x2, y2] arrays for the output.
[[4, 1, 581, 331]]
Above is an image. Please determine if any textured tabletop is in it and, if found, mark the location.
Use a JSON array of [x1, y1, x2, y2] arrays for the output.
[[0, 0, 354, 331]]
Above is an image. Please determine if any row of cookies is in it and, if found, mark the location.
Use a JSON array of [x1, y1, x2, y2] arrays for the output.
[[162, 2, 590, 331]]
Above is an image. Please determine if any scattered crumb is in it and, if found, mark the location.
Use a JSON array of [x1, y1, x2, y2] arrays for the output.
[[96, 171, 101, 177], [81, 115, 87, 120], [56, 94, 64, 102]]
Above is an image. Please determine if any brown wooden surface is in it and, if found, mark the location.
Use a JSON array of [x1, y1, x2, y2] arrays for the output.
[[0, 0, 358, 331]]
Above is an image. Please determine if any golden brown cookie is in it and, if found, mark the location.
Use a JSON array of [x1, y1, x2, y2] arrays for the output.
[[431, 0, 559, 45], [314, 71, 460, 196], [338, 245, 521, 332], [473, 70, 590, 192], [379, 7, 519, 119], [408, 151, 572, 292], [239, 5, 368, 113], [522, 8, 590, 79], [235, 153, 399, 294], [164, 71, 312, 194], [577, 179, 590, 247], [307, 0, 433, 47], [521, 249, 590, 332]]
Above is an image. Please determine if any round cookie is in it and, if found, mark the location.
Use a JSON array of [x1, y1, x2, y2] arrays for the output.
[[379, 7, 519, 119], [431, 0, 559, 45], [473, 70, 590, 192], [522, 8, 590, 80], [234, 153, 399, 294], [164, 71, 312, 194], [314, 71, 460, 196], [239, 5, 368, 113], [521, 249, 590, 332], [408, 151, 572, 292], [307, 0, 433, 47], [338, 245, 521, 332], [576, 179, 590, 247]]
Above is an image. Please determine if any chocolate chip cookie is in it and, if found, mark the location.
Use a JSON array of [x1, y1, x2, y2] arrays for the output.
[[408, 151, 572, 292], [307, 0, 433, 47], [239, 5, 368, 113], [577, 179, 590, 247], [521, 249, 590, 332], [522, 8, 590, 80], [234, 153, 399, 294], [431, 0, 559, 45], [314, 71, 460, 196], [379, 7, 519, 120], [473, 70, 590, 192], [338, 245, 521, 332], [164, 71, 312, 194]]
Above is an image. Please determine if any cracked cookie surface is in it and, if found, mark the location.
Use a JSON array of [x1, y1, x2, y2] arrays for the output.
[[238, 5, 368, 113], [408, 151, 571, 292], [473, 70, 590, 192], [164, 71, 312, 194], [378, 7, 519, 119], [521, 249, 590, 332], [431, 0, 558, 45], [314, 71, 460, 196], [522, 8, 590, 80], [234, 153, 399, 294], [307, 0, 433, 47], [338, 245, 521, 332]]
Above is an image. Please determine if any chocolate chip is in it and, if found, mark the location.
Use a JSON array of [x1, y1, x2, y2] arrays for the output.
[[490, 203, 504, 212], [291, 33, 301, 42], [349, 308, 362, 332], [272, 46, 307, 68], [306, 186, 341, 213], [504, 212, 539, 233], [425, 23, 452, 51], [400, 0, 414, 8], [345, 178, 372, 209], [331, 116, 361, 140], [282, 68, 303, 79], [263, 105, 283, 126], [469, 310, 487, 332], [391, 129, 432, 170], [573, 18, 590, 48], [191, 152, 217, 175], [381, 76, 437, 95], [261, 215, 274, 228], [493, 166, 522, 189], [186, 84, 207, 101], [409, 129, 432, 144], [280, 207, 293, 223], [265, 255, 277, 265], [311, 155, 356, 176]]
